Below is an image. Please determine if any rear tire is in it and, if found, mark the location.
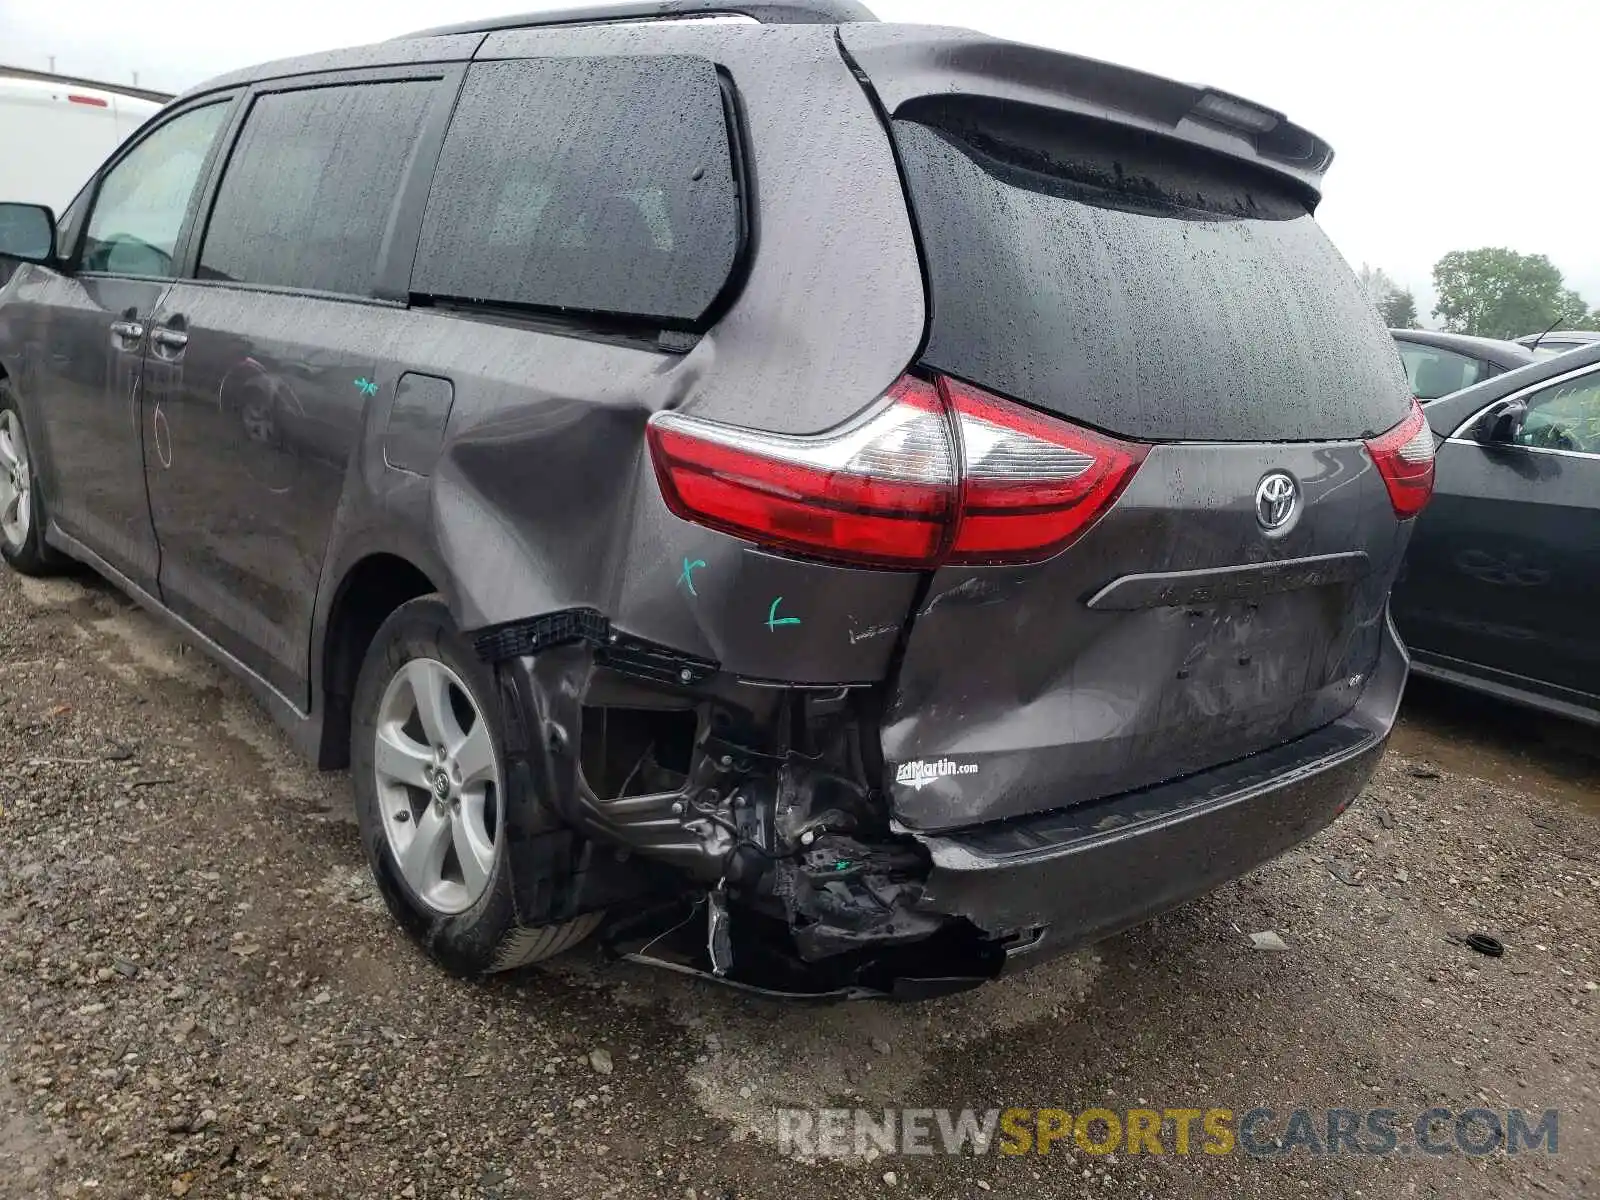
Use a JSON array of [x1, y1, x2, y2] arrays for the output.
[[0, 380, 66, 577], [350, 594, 601, 975]]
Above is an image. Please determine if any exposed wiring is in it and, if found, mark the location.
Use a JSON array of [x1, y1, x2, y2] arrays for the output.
[[634, 896, 706, 959], [683, 795, 799, 867], [614, 745, 650, 799]]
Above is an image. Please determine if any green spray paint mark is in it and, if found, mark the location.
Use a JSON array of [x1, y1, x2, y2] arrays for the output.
[[679, 557, 706, 596], [766, 597, 801, 632], [354, 377, 379, 397]]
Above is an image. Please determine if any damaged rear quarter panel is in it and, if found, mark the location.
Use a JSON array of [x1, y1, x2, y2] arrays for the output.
[[399, 23, 930, 684]]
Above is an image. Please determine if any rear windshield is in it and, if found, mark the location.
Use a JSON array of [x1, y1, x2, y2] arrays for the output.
[[892, 99, 1411, 442]]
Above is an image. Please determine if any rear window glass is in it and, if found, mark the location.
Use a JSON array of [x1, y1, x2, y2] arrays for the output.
[[1531, 340, 1589, 359], [199, 80, 436, 297], [1396, 342, 1486, 399], [412, 56, 741, 327], [892, 99, 1411, 442]]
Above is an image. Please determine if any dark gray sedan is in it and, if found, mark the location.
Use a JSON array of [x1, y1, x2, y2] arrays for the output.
[[1392, 343, 1600, 724]]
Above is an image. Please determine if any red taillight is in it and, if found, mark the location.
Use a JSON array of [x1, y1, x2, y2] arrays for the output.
[[940, 378, 1149, 562], [1364, 398, 1435, 519], [646, 377, 956, 568], [67, 94, 109, 107], [646, 374, 1147, 569]]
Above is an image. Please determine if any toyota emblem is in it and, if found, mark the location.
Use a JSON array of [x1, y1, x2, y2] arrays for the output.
[[1256, 472, 1298, 531]]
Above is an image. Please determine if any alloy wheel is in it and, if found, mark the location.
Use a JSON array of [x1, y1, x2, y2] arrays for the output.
[[373, 657, 502, 915], [0, 410, 33, 551]]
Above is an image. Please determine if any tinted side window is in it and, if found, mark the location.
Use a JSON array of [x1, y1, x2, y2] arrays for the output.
[[83, 102, 231, 277], [413, 57, 740, 326], [1397, 343, 1485, 400], [198, 80, 436, 297], [1520, 370, 1600, 454]]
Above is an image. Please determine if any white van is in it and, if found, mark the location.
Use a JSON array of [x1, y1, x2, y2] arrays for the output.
[[0, 72, 165, 214]]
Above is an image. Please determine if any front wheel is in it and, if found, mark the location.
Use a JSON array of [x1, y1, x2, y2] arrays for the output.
[[0, 381, 66, 576], [350, 595, 601, 974]]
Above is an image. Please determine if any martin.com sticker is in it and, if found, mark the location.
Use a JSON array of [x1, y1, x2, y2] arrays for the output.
[[895, 758, 979, 790]]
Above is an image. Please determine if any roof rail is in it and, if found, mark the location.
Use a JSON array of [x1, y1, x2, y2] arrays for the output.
[[0, 63, 173, 104], [399, 0, 877, 40]]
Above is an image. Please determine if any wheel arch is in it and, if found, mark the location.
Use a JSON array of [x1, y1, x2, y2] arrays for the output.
[[315, 550, 439, 770]]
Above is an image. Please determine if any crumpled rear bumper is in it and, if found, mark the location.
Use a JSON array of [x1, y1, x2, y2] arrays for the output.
[[907, 608, 1409, 970]]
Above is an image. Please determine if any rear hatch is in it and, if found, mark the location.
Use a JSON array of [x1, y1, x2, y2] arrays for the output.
[[843, 26, 1418, 831]]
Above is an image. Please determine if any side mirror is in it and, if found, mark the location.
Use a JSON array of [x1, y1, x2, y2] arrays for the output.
[[1486, 400, 1527, 444], [0, 203, 57, 264]]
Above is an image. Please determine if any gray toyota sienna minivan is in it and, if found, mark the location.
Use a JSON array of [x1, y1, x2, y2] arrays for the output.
[[0, 0, 1432, 998]]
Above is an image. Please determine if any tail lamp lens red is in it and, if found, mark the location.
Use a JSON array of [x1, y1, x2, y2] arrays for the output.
[[1364, 398, 1435, 519], [646, 375, 1147, 569]]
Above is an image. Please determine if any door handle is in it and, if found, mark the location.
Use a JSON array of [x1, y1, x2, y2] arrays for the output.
[[151, 327, 189, 351], [110, 319, 145, 344]]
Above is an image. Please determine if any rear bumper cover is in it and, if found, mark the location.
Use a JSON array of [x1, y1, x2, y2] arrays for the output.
[[908, 609, 1409, 968]]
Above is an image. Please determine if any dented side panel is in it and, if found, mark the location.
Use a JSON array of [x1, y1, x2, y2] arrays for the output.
[[302, 24, 929, 701], [419, 24, 926, 682], [610, 516, 920, 682]]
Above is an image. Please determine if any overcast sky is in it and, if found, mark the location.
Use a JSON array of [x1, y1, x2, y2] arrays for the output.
[[4, 0, 1597, 320]]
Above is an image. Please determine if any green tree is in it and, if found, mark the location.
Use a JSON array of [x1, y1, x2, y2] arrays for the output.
[[1380, 288, 1418, 328], [1431, 248, 1592, 338], [1554, 286, 1589, 327]]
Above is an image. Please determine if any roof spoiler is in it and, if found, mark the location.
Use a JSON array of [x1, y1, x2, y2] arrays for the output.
[[400, 0, 877, 39], [839, 25, 1334, 203]]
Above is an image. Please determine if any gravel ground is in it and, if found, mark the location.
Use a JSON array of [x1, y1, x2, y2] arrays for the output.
[[0, 567, 1595, 1200]]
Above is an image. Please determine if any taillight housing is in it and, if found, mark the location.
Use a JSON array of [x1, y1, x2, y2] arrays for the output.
[[646, 374, 1147, 569], [940, 378, 1148, 562], [646, 377, 955, 568], [1364, 398, 1435, 519]]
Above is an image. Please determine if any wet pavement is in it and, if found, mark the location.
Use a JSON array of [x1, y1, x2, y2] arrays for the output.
[[1392, 676, 1600, 817]]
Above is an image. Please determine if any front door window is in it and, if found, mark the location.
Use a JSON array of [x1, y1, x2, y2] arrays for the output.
[[81, 102, 231, 278]]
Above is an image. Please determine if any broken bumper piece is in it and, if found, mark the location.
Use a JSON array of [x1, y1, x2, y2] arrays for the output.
[[911, 715, 1386, 969]]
